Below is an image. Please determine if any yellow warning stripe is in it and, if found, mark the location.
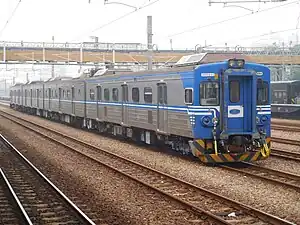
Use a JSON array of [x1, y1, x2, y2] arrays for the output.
[[251, 152, 261, 161], [223, 154, 235, 162], [239, 153, 250, 161], [210, 154, 223, 163], [196, 139, 205, 148]]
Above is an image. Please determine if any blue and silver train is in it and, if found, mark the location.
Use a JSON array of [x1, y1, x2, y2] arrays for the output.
[[10, 56, 271, 164]]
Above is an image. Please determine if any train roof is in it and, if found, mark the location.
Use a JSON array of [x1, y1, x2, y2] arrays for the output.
[[87, 53, 256, 79]]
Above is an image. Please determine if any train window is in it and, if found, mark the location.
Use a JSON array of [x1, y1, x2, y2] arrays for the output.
[[282, 92, 287, 98], [132, 87, 139, 102], [184, 88, 193, 104], [90, 89, 95, 100], [62, 90, 65, 98], [200, 82, 219, 106], [112, 88, 119, 101], [78, 89, 81, 96], [67, 90, 70, 99], [104, 88, 110, 101], [257, 80, 269, 105], [55, 90, 58, 98], [229, 80, 240, 103], [144, 87, 152, 103]]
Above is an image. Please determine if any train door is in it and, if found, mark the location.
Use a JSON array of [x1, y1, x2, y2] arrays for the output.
[[225, 76, 252, 133], [21, 86, 23, 106], [30, 89, 33, 106], [96, 85, 102, 120], [42, 85, 44, 110], [25, 89, 27, 106], [37, 89, 39, 107], [48, 88, 51, 109], [157, 83, 168, 133], [18, 90, 20, 104], [71, 86, 75, 115], [59, 88, 62, 111], [121, 84, 128, 126]]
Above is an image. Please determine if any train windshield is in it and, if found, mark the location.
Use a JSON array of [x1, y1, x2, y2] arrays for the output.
[[257, 79, 269, 105], [200, 82, 219, 106]]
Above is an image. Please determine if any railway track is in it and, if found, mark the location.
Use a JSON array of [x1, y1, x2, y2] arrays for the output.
[[221, 162, 300, 192], [272, 124, 300, 132], [0, 168, 32, 225], [0, 110, 296, 224], [272, 137, 300, 146], [0, 134, 97, 225], [271, 148, 300, 162]]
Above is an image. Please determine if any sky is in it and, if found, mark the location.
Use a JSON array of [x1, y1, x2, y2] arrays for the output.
[[0, 0, 300, 50]]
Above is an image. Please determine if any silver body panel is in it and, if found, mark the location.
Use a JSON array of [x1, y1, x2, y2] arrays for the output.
[[10, 70, 194, 138]]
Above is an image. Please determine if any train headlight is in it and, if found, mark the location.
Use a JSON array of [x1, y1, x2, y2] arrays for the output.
[[228, 59, 245, 69], [228, 60, 235, 68], [201, 116, 211, 126]]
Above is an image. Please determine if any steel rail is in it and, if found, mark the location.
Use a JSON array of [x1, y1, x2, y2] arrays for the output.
[[0, 133, 96, 225], [271, 148, 300, 162], [0, 168, 33, 225], [272, 137, 300, 146], [271, 125, 300, 132], [221, 162, 300, 192]]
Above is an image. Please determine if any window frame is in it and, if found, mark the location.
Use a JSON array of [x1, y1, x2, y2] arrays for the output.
[[184, 88, 193, 105], [132, 87, 140, 103], [112, 88, 119, 102], [229, 80, 240, 103], [67, 90, 71, 99], [144, 87, 152, 103], [200, 81, 219, 106], [90, 88, 95, 100], [257, 80, 269, 105]]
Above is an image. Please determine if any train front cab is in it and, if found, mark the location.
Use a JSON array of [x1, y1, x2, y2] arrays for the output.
[[190, 59, 271, 164]]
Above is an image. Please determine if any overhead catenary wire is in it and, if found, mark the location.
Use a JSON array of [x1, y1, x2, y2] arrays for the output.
[[210, 27, 300, 46], [0, 0, 22, 38], [71, 0, 161, 42], [168, 0, 299, 38]]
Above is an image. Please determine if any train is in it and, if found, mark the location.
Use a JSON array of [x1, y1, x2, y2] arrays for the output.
[[271, 80, 300, 119], [9, 56, 271, 164]]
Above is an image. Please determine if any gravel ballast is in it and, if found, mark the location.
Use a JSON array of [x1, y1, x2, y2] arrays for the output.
[[0, 117, 217, 225], [272, 129, 300, 142], [1, 106, 300, 223], [272, 118, 300, 126]]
